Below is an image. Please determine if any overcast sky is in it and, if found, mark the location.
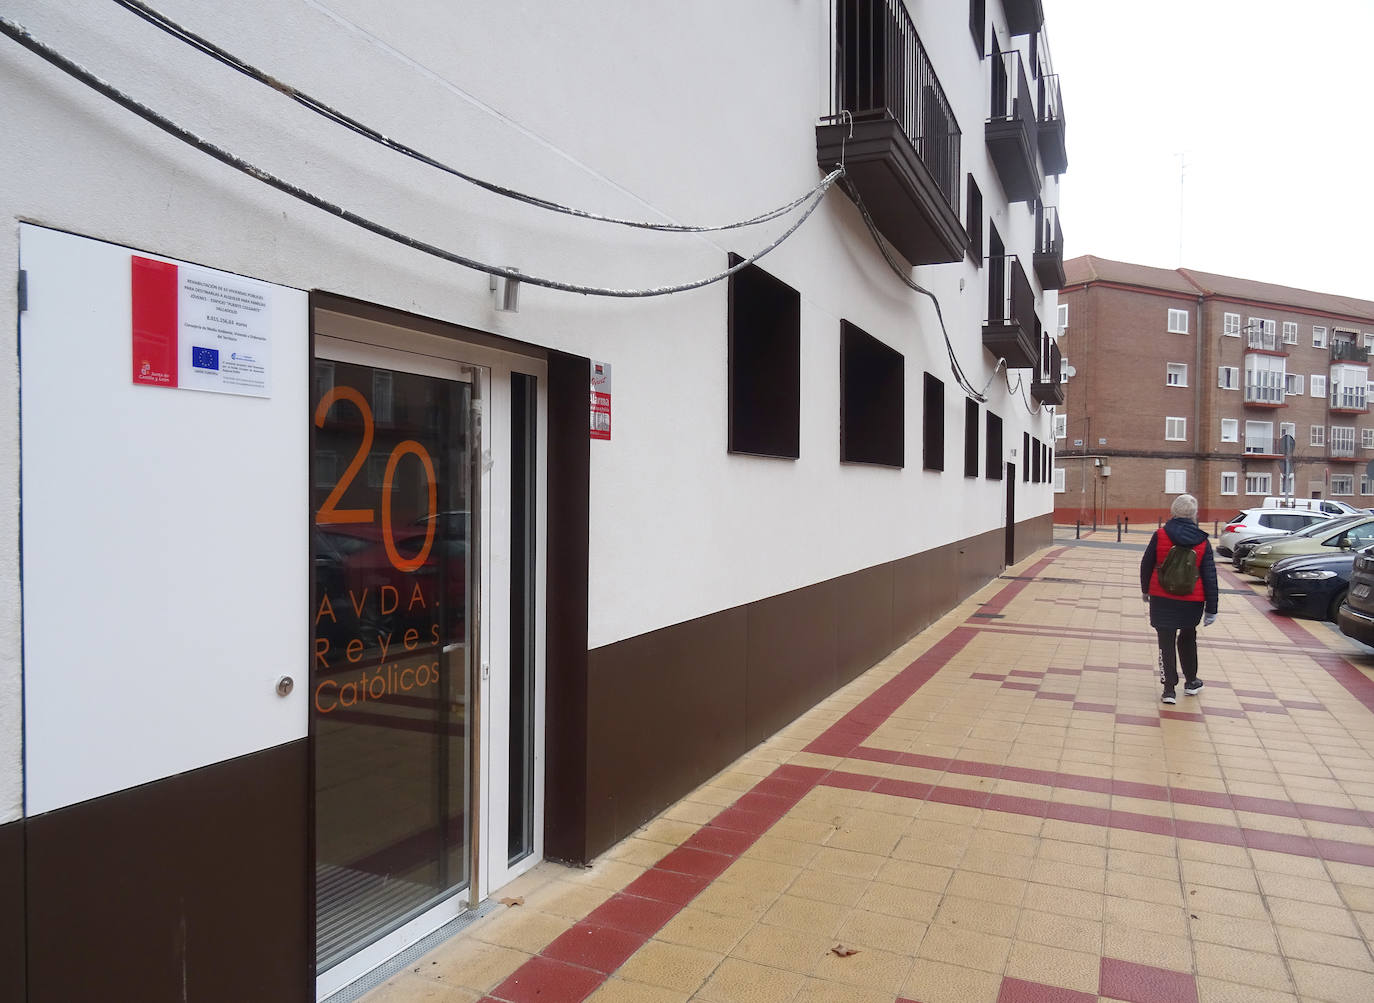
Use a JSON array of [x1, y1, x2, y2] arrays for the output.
[[1042, 0, 1374, 302]]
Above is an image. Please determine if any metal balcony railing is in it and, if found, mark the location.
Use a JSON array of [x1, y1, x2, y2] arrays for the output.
[[1247, 330, 1280, 352], [1332, 340, 1370, 363], [1244, 436, 1274, 455], [829, 0, 961, 211], [987, 254, 1035, 329], [989, 49, 1036, 137], [1244, 381, 1284, 406], [1037, 72, 1063, 127], [1331, 386, 1368, 410], [1035, 205, 1062, 256]]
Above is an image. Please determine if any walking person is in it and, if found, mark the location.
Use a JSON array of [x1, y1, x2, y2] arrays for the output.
[[1141, 494, 1219, 704]]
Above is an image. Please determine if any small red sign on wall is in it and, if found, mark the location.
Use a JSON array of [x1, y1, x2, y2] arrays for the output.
[[131, 256, 179, 387], [590, 361, 611, 440]]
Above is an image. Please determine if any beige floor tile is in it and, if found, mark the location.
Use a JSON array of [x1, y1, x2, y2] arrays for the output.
[[759, 894, 849, 938], [1037, 838, 1108, 868], [1256, 870, 1345, 906], [1108, 847, 1181, 882], [916, 924, 1012, 973], [654, 907, 754, 955], [1038, 818, 1109, 845], [719, 856, 802, 894], [791, 977, 896, 1003], [900, 958, 1003, 1003], [1267, 896, 1362, 938], [1193, 976, 1299, 1003], [1184, 884, 1269, 921], [690, 879, 780, 921], [1103, 896, 1188, 938], [1340, 883, 1374, 912], [1275, 925, 1374, 973], [585, 977, 690, 1003], [1247, 848, 1329, 878], [605, 836, 675, 867], [1327, 861, 1374, 889], [731, 923, 832, 975], [694, 958, 806, 1003], [1180, 858, 1261, 894], [1288, 959, 1374, 1002], [835, 909, 927, 956], [809, 846, 887, 880], [467, 908, 571, 954], [423, 940, 530, 995], [520, 879, 615, 920], [1103, 923, 1193, 972], [811, 942, 914, 994], [1021, 882, 1104, 921], [932, 894, 1020, 937], [1188, 911, 1279, 953], [1004, 939, 1100, 994], [361, 973, 480, 1002], [1177, 839, 1252, 867], [786, 868, 870, 907], [1015, 908, 1102, 955], [1105, 870, 1185, 907], [616, 940, 721, 995], [1194, 942, 1291, 992], [743, 835, 822, 869], [891, 834, 966, 868], [1030, 857, 1106, 893], [767, 816, 836, 845], [854, 882, 941, 923], [872, 858, 952, 894], [958, 845, 1035, 881]]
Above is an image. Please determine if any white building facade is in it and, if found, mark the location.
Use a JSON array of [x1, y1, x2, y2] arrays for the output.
[[0, 1, 1065, 998]]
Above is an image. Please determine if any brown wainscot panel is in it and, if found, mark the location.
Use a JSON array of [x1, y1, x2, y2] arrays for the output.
[[744, 577, 841, 749], [0, 817, 24, 1002], [25, 741, 308, 1003], [586, 608, 749, 852], [835, 561, 897, 685]]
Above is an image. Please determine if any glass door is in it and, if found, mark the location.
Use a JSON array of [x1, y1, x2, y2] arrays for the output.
[[311, 348, 481, 980]]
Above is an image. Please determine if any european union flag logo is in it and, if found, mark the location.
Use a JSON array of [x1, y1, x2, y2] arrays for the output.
[[191, 346, 219, 371]]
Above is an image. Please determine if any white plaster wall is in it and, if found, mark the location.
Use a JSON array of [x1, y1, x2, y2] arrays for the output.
[[0, 0, 1066, 817]]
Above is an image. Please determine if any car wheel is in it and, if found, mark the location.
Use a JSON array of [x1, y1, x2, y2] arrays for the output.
[[1330, 589, 1349, 623]]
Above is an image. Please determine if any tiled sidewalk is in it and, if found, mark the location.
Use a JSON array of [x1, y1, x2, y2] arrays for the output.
[[363, 536, 1374, 1003]]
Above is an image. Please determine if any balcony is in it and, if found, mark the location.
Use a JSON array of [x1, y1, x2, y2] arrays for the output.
[[1330, 387, 1369, 414], [1332, 340, 1370, 363], [985, 49, 1041, 203], [1033, 204, 1065, 289], [1244, 437, 1277, 457], [817, 0, 966, 266], [984, 254, 1038, 369], [1243, 381, 1285, 408], [1330, 443, 1358, 461], [1004, 0, 1045, 36], [1031, 338, 1064, 405], [1036, 72, 1067, 175], [1246, 330, 1285, 354]]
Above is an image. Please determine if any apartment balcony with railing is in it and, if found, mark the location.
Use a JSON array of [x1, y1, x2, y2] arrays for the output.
[[1031, 337, 1063, 404], [985, 48, 1041, 203], [1243, 380, 1285, 408], [1036, 71, 1067, 175], [1331, 340, 1369, 363], [1330, 427, 1358, 460], [1033, 204, 1064, 289], [984, 254, 1038, 368], [1246, 329, 1285, 354], [816, 0, 966, 265], [1330, 385, 1369, 414], [1004, 0, 1045, 36], [1244, 433, 1277, 457]]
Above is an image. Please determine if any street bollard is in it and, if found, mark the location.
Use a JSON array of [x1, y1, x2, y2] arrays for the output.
[[1124, 515, 1130, 535], [1075, 520, 1080, 540], [1116, 516, 1121, 543]]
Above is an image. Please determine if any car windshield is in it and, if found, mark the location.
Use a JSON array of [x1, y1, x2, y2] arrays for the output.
[[1290, 515, 1363, 540], [1320, 518, 1374, 547]]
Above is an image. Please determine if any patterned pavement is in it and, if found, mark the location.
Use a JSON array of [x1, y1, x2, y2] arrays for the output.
[[362, 530, 1374, 1003]]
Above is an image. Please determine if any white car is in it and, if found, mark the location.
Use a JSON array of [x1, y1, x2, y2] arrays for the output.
[[1219, 508, 1329, 557]]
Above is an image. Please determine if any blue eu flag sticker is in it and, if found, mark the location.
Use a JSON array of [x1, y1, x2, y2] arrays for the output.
[[191, 346, 220, 371]]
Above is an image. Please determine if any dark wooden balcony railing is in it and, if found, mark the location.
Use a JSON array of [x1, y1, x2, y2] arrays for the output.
[[985, 49, 1040, 202], [1033, 204, 1065, 289], [1031, 339, 1064, 404], [983, 254, 1038, 369], [1036, 72, 1067, 175], [816, 0, 966, 264]]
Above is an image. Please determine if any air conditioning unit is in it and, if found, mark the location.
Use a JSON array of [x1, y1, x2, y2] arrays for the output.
[[1100, 466, 1111, 477]]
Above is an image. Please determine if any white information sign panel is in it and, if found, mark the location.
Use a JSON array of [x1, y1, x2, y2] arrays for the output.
[[178, 266, 272, 397]]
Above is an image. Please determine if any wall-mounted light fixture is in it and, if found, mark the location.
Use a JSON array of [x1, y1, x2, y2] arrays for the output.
[[491, 269, 521, 312]]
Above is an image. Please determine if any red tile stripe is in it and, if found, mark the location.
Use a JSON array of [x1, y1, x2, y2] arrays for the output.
[[1098, 957, 1199, 1003]]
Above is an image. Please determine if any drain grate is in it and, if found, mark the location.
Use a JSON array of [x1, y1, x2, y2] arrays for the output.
[[322, 898, 500, 1003]]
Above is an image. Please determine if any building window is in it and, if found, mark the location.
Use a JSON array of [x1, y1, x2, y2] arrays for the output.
[[1282, 321, 1299, 345], [1332, 425, 1356, 455], [1284, 373, 1304, 396], [966, 176, 983, 264], [1053, 467, 1065, 492], [1056, 303, 1068, 334], [964, 399, 980, 478], [1053, 413, 1067, 439], [1165, 416, 1187, 441], [922, 373, 945, 471], [1244, 354, 1286, 405], [1166, 363, 1188, 387], [1167, 308, 1188, 334], [985, 411, 1003, 480], [1223, 313, 1241, 337], [969, 0, 985, 53], [1218, 366, 1239, 390], [1314, 326, 1328, 349], [1220, 418, 1238, 443], [1363, 475, 1374, 496], [1279, 422, 1296, 445], [1364, 427, 1374, 450], [1309, 374, 1327, 398], [1311, 425, 1326, 447], [1165, 469, 1187, 494], [1221, 471, 1238, 495], [728, 257, 800, 458], [1333, 474, 1355, 496], [1245, 473, 1273, 495], [840, 321, 904, 466], [1331, 364, 1368, 409], [1023, 432, 1031, 482], [1245, 420, 1273, 454]]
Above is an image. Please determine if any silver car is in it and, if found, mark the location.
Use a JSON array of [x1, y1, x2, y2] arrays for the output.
[[1218, 508, 1329, 557]]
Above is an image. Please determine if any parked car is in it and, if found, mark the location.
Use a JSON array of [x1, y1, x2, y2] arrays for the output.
[[1243, 516, 1374, 577], [1219, 507, 1329, 557], [1231, 514, 1363, 569], [1266, 550, 1358, 621], [1260, 497, 1363, 517], [1338, 547, 1374, 645]]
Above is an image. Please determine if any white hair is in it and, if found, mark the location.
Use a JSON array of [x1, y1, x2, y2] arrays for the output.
[[1171, 494, 1199, 521]]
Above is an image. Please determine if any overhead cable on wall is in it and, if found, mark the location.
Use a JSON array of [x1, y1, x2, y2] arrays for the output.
[[0, 16, 842, 298], [110, 0, 836, 236]]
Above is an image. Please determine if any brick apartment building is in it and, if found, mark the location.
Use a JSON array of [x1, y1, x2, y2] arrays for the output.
[[1055, 256, 1374, 527]]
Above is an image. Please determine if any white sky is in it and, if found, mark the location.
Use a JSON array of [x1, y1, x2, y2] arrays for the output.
[[1042, 0, 1374, 301]]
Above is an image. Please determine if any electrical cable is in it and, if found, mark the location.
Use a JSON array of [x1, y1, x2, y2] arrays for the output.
[[109, 0, 836, 236], [0, 15, 842, 298]]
